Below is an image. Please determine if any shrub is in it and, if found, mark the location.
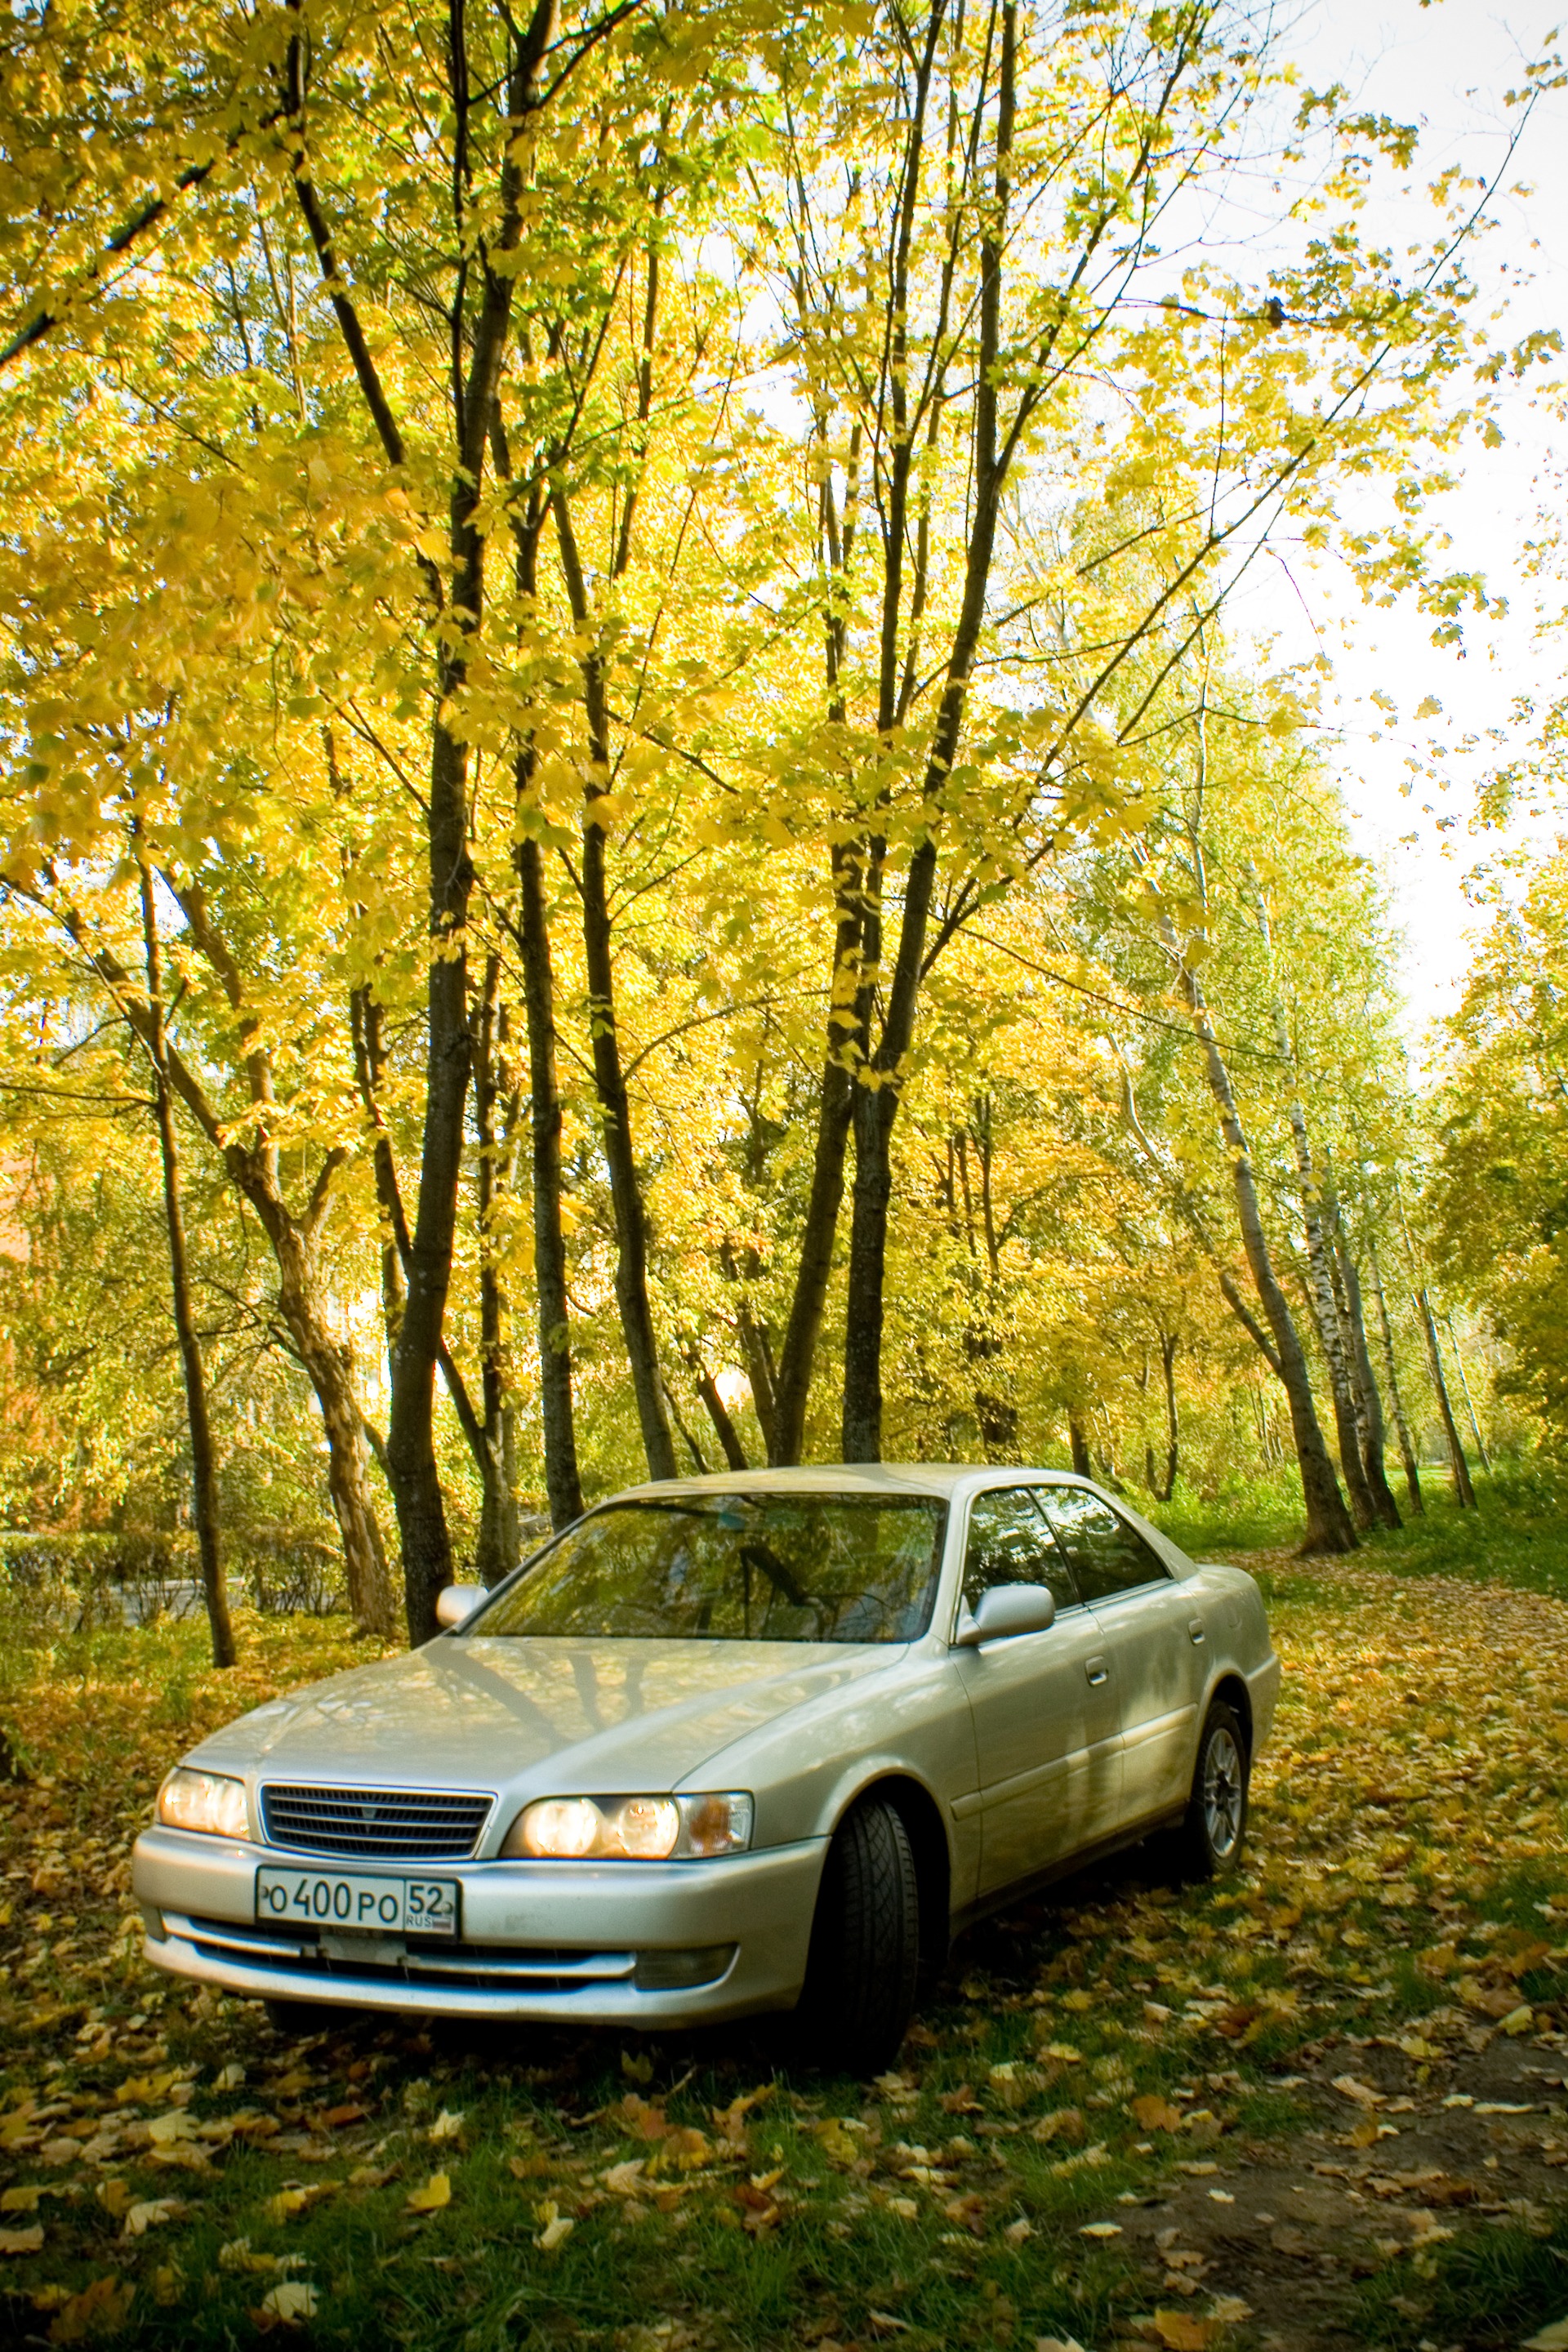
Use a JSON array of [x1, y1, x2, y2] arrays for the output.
[[0, 1526, 347, 1636]]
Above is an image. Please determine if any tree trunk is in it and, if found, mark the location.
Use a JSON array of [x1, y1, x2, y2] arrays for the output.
[[733, 1296, 779, 1463], [287, 0, 539, 1642], [385, 694, 475, 1642], [1178, 960, 1355, 1552], [496, 474, 586, 1535], [1145, 1329, 1178, 1503], [474, 956, 520, 1586], [1277, 1079, 1379, 1531], [1068, 1409, 1093, 1479], [1331, 1224, 1401, 1527], [1443, 1312, 1491, 1472], [1417, 1288, 1477, 1508], [84, 893, 399, 1639], [843, 1078, 898, 1461], [784, 7, 1018, 1466], [350, 988, 409, 1350], [516, 825, 586, 1530], [687, 1351, 749, 1470], [1365, 1235, 1422, 1512], [770, 882, 862, 1465], [350, 978, 488, 1500], [553, 492, 677, 1484], [577, 796, 675, 1483], [274, 1231, 396, 1633], [838, 11, 1015, 1462], [139, 862, 235, 1670], [665, 1383, 710, 1474]]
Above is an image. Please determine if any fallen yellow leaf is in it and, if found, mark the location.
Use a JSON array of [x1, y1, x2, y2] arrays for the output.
[[257, 2280, 318, 2325], [1149, 2314, 1218, 2351], [405, 2172, 451, 2214], [122, 2198, 181, 2238], [1129, 2094, 1184, 2133], [533, 2198, 573, 2252], [265, 2189, 310, 2225], [815, 2118, 859, 2167], [46, 2275, 135, 2342]]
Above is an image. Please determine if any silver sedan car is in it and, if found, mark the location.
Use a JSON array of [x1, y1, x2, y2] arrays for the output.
[[133, 1466, 1279, 2065]]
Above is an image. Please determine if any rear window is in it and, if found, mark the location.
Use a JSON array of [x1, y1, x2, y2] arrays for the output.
[[467, 1493, 947, 1645]]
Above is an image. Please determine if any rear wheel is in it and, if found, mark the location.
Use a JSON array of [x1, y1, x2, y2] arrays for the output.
[[794, 1795, 920, 2073], [1169, 1701, 1249, 1881]]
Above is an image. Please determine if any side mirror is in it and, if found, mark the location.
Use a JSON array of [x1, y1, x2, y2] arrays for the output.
[[435, 1583, 487, 1632], [954, 1581, 1057, 1649]]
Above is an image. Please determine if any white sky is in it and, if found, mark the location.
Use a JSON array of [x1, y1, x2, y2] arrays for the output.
[[1234, 0, 1568, 1054]]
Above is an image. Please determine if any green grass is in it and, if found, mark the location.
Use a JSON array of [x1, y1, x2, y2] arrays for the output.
[[1150, 1471, 1311, 1559], [1155, 1454, 1568, 1600], [1351, 2209, 1568, 2352], [1354, 1459, 1568, 1601]]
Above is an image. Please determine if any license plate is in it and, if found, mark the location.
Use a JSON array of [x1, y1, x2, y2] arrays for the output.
[[256, 1867, 460, 1938]]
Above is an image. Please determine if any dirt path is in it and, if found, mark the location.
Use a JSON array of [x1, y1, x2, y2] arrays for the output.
[[1079, 1549, 1568, 2352]]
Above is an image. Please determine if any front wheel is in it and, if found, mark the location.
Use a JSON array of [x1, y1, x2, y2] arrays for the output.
[[1170, 1701, 1250, 1881], [265, 1997, 334, 2037], [793, 1795, 920, 2073]]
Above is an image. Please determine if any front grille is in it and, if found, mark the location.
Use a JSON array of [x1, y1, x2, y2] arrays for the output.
[[260, 1783, 493, 1860]]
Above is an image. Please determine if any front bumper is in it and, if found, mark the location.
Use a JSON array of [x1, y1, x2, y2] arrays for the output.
[[131, 1825, 827, 2025]]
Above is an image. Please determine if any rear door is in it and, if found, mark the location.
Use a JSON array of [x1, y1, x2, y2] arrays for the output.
[[1037, 1485, 1203, 1832], [952, 1487, 1121, 1896]]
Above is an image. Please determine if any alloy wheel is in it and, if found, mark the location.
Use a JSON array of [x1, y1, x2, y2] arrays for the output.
[[1203, 1725, 1245, 1858]]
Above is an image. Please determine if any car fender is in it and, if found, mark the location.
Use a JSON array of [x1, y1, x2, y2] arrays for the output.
[[808, 1751, 959, 1858]]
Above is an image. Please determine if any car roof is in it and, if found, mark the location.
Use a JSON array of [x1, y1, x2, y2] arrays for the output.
[[608, 1463, 1095, 1503]]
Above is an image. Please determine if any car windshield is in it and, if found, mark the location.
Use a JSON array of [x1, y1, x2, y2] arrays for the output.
[[468, 1493, 947, 1644]]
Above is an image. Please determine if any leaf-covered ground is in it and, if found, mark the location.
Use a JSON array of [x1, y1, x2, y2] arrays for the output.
[[0, 1541, 1564, 2352]]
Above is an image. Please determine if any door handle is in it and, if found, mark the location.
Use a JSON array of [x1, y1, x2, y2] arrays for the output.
[[1085, 1655, 1109, 1686], [1188, 1617, 1206, 1643]]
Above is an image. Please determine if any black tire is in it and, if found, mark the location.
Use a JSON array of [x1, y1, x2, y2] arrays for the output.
[[794, 1795, 920, 2073], [265, 1998, 333, 2036], [1169, 1700, 1250, 1882]]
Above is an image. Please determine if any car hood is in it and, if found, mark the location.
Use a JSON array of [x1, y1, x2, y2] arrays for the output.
[[189, 1635, 903, 1803]]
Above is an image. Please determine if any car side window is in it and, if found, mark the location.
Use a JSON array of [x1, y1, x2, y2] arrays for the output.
[[1037, 1487, 1170, 1605], [962, 1489, 1080, 1615]]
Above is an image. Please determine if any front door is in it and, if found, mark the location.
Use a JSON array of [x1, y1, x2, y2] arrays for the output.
[[952, 1487, 1121, 1898], [1037, 1486, 1204, 1832]]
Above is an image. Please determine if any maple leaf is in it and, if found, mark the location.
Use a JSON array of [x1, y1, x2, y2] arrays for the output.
[[405, 2172, 452, 2214]]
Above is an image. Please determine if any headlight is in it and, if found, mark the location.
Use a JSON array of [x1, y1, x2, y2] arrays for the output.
[[157, 1767, 250, 1840], [501, 1792, 754, 1861]]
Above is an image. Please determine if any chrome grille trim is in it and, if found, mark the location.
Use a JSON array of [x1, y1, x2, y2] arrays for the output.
[[168, 1913, 637, 1989], [260, 1783, 494, 1860]]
